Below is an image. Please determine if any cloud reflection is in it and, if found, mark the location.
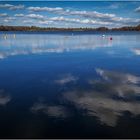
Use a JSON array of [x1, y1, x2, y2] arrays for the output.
[[62, 69, 140, 127], [63, 91, 140, 127], [0, 34, 139, 59], [55, 74, 78, 85], [0, 89, 11, 106], [96, 68, 140, 84], [30, 69, 140, 127], [0, 34, 113, 59], [31, 101, 68, 118], [93, 68, 140, 98], [132, 48, 140, 55]]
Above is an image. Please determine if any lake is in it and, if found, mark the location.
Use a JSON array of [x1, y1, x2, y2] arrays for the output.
[[0, 31, 140, 138]]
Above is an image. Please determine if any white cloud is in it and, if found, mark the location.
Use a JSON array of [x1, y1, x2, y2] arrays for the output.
[[0, 4, 139, 27], [50, 16, 81, 23], [26, 14, 44, 19], [0, 4, 13, 9], [23, 20, 34, 24], [6, 17, 16, 20], [49, 16, 111, 26], [0, 13, 8, 17], [28, 6, 63, 12], [135, 6, 140, 12], [2, 17, 15, 23], [28, 6, 116, 22], [14, 14, 24, 17], [0, 4, 24, 10], [38, 20, 53, 25], [28, 6, 115, 20], [3, 19, 10, 23], [27, 6, 140, 26], [65, 10, 116, 20]]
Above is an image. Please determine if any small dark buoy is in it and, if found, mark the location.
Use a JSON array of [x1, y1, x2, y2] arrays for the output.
[[110, 37, 113, 40]]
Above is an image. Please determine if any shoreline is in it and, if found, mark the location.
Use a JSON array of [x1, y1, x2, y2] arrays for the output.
[[0, 25, 140, 32], [0, 30, 140, 35]]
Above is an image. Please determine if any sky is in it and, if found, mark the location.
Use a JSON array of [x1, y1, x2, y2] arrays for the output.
[[0, 1, 140, 28]]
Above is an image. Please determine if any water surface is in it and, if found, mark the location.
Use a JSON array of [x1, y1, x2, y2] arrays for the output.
[[0, 31, 140, 138]]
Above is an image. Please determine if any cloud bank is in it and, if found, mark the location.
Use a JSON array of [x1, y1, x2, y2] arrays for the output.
[[0, 3, 140, 27], [0, 4, 24, 10]]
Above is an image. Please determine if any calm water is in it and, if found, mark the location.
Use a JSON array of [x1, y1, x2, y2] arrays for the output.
[[0, 31, 140, 138]]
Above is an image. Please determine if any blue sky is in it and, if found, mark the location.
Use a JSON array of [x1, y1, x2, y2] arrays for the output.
[[0, 1, 140, 28]]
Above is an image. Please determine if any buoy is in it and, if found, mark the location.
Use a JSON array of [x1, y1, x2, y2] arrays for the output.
[[13, 34, 16, 38], [4, 34, 7, 39], [102, 35, 105, 37], [110, 37, 113, 40]]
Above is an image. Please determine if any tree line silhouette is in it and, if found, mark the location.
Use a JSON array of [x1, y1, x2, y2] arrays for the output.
[[0, 24, 140, 31]]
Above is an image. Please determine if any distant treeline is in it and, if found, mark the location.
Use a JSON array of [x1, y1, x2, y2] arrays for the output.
[[0, 25, 140, 31]]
